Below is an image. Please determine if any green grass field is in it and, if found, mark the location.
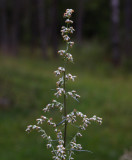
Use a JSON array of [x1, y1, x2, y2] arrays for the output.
[[0, 55, 132, 160]]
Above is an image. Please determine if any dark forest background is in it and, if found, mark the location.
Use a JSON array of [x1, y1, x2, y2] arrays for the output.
[[0, 0, 132, 67]]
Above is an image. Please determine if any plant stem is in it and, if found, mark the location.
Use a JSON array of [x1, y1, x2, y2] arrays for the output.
[[64, 23, 69, 148], [63, 63, 67, 160]]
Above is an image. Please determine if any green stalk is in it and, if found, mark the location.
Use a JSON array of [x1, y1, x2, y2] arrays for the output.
[[63, 61, 67, 160], [63, 23, 69, 148]]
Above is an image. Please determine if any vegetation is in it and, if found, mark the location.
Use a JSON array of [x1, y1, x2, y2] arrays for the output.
[[25, 9, 102, 160], [0, 54, 132, 160]]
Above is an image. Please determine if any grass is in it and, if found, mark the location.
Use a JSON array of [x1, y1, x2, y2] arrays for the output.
[[0, 55, 132, 160]]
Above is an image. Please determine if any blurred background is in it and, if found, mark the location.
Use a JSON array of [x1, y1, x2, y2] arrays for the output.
[[0, 0, 132, 160]]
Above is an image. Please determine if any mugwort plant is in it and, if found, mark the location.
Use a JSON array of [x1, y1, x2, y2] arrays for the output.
[[26, 9, 102, 160]]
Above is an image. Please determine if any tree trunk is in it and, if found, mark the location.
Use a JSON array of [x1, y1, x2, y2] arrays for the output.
[[124, 0, 132, 59], [37, 0, 48, 59], [0, 0, 8, 54], [23, 0, 36, 55], [51, 0, 58, 58], [30, 0, 39, 54], [10, 0, 21, 55], [110, 0, 120, 66], [76, 0, 85, 44]]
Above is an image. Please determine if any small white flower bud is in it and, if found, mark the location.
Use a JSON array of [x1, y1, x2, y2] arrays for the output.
[[65, 19, 73, 24], [47, 144, 52, 149]]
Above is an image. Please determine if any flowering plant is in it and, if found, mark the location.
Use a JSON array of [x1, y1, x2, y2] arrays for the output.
[[26, 9, 102, 160]]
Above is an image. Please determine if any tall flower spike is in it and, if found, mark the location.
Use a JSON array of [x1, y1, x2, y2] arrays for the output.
[[26, 9, 102, 160]]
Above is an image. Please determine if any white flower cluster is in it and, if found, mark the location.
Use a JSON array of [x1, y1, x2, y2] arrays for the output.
[[42, 132, 50, 140], [70, 142, 82, 150], [52, 129, 66, 160], [57, 50, 74, 62], [26, 125, 64, 159], [26, 125, 41, 133], [65, 19, 73, 24], [36, 116, 56, 127], [54, 129, 63, 140], [55, 74, 76, 88], [63, 35, 70, 42], [67, 90, 80, 100], [58, 50, 66, 56], [67, 133, 83, 159], [63, 9, 74, 18], [47, 118, 56, 127], [26, 125, 52, 146], [66, 110, 102, 130], [76, 132, 82, 137], [58, 9, 75, 63], [43, 100, 64, 112], [65, 53, 73, 62], [68, 41, 74, 48], [54, 88, 65, 97], [67, 112, 76, 123], [56, 77, 64, 87], [66, 74, 76, 81], [89, 115, 102, 125], [36, 116, 47, 124], [54, 67, 65, 76], [61, 26, 75, 36], [53, 145, 66, 160], [26, 122, 67, 159]]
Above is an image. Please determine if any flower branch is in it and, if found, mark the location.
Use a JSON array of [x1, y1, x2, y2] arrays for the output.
[[26, 9, 102, 160]]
